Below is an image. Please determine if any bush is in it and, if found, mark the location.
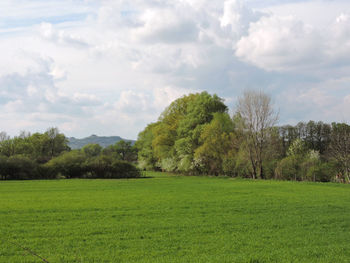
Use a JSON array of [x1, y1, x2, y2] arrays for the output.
[[275, 156, 298, 181], [222, 157, 236, 177], [83, 155, 141, 179], [306, 162, 337, 182], [5, 155, 37, 180], [110, 160, 140, 178], [46, 150, 86, 179], [0, 155, 8, 180], [83, 155, 113, 178]]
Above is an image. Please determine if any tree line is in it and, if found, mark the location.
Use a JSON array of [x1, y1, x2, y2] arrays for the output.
[[136, 91, 350, 183], [0, 128, 140, 180]]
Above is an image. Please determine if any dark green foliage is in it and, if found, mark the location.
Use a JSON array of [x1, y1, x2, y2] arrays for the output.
[[82, 143, 103, 157], [46, 150, 86, 179], [45, 150, 140, 179], [306, 162, 336, 182], [83, 155, 140, 179], [0, 127, 69, 163], [0, 130, 140, 180], [110, 160, 140, 178], [279, 121, 332, 155], [2, 155, 37, 180]]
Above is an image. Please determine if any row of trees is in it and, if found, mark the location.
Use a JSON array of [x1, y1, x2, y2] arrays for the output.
[[0, 129, 140, 180], [136, 91, 350, 183]]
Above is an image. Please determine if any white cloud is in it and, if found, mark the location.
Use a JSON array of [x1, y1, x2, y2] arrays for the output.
[[1, 0, 350, 138], [236, 15, 324, 71], [40, 22, 90, 48], [133, 8, 199, 44], [220, 0, 264, 39]]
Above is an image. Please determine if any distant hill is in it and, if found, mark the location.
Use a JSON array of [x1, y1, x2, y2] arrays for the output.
[[68, 135, 135, 149]]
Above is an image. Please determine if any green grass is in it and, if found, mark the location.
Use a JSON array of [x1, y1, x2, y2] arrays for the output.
[[1, 172, 350, 262]]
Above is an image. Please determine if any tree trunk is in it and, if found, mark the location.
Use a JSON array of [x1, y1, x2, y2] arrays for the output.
[[259, 161, 264, 179]]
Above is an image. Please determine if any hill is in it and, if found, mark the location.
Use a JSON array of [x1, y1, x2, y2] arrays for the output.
[[68, 134, 135, 149]]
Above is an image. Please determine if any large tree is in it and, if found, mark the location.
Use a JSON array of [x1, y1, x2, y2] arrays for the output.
[[136, 92, 227, 174], [236, 90, 278, 179]]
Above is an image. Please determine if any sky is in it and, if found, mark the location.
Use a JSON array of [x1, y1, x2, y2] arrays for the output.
[[1, 0, 350, 139]]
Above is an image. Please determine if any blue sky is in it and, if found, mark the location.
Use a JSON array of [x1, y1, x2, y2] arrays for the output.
[[1, 0, 350, 139]]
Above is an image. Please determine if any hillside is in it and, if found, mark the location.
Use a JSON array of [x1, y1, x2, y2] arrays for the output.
[[68, 135, 135, 149]]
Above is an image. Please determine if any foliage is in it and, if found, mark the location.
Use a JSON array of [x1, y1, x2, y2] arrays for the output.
[[45, 150, 86, 179], [0, 127, 69, 163], [135, 90, 350, 182], [83, 155, 140, 178], [136, 92, 228, 175], [82, 143, 102, 157], [194, 113, 235, 175], [1, 90, 349, 183], [3, 155, 37, 180], [0, 130, 139, 180]]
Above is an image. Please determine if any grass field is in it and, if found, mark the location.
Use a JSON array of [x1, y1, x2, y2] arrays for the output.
[[1, 172, 350, 262]]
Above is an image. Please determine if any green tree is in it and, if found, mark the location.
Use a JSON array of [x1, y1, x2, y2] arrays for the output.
[[82, 144, 102, 158], [44, 127, 70, 159], [114, 140, 137, 162], [194, 113, 235, 175], [135, 123, 159, 170], [174, 92, 227, 174]]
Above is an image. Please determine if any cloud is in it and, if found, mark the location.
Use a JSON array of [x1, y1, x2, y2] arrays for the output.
[[1, 0, 350, 138], [220, 0, 264, 39], [134, 7, 199, 44], [0, 56, 102, 123], [235, 15, 324, 71], [40, 22, 90, 48]]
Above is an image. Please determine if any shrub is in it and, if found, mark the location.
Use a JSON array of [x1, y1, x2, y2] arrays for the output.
[[83, 155, 113, 178], [83, 155, 141, 179], [275, 156, 298, 181], [46, 150, 86, 179], [307, 162, 337, 182], [110, 160, 140, 178], [5, 155, 37, 180]]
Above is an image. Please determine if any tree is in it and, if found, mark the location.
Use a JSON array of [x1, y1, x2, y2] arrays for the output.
[[114, 140, 137, 162], [44, 127, 70, 159], [277, 138, 308, 181], [0, 131, 9, 142], [135, 122, 159, 170], [135, 92, 227, 173], [236, 90, 278, 179], [194, 112, 235, 175], [174, 92, 227, 174], [328, 123, 350, 182], [82, 144, 102, 158]]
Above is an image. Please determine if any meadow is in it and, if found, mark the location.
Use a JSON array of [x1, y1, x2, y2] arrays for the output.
[[1, 172, 350, 262]]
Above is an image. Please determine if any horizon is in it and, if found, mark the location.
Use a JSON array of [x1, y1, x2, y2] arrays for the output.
[[1, 0, 350, 139]]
